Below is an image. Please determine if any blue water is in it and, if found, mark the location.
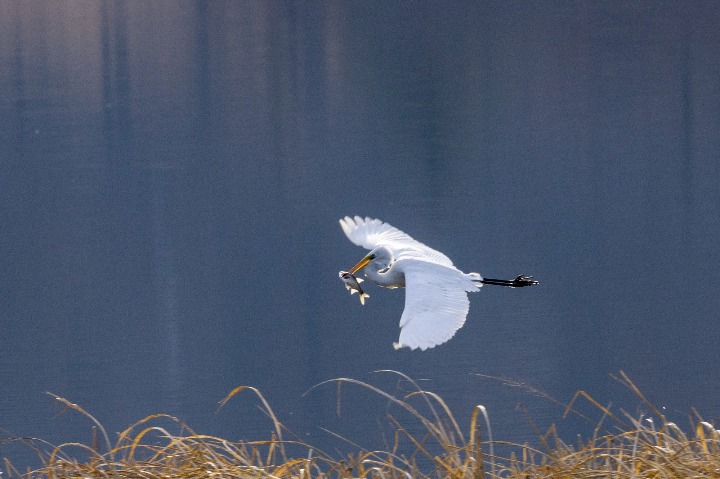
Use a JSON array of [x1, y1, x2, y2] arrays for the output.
[[2, 1, 719, 467]]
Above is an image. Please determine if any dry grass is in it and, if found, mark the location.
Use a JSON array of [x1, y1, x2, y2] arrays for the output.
[[1, 371, 718, 478]]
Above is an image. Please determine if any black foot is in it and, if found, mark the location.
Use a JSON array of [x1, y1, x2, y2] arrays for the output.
[[511, 275, 539, 287], [478, 275, 540, 287]]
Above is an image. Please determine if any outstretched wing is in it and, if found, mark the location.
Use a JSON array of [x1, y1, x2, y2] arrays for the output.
[[395, 260, 479, 351], [339, 216, 454, 266]]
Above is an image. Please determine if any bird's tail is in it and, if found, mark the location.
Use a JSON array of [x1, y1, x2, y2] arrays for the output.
[[466, 272, 484, 291], [467, 272, 483, 282]]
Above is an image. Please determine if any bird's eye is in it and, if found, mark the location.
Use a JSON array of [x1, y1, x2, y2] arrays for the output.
[[368, 254, 376, 260]]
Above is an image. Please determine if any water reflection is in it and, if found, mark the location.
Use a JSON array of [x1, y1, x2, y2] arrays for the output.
[[1, 0, 719, 467]]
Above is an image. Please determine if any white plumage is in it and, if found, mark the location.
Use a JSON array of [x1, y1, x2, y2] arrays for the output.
[[339, 216, 538, 351], [339, 216, 482, 351]]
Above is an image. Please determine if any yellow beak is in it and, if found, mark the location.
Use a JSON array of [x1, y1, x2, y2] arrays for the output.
[[348, 255, 373, 274]]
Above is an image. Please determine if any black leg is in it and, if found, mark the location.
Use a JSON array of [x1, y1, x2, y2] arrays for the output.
[[479, 275, 539, 287]]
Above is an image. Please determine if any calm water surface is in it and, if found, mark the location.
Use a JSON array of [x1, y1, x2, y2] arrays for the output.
[[1, 1, 719, 466]]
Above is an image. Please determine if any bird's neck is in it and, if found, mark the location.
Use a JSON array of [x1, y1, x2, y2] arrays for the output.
[[365, 262, 405, 288]]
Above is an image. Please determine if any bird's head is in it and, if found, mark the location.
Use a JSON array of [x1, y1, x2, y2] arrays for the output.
[[348, 247, 393, 274]]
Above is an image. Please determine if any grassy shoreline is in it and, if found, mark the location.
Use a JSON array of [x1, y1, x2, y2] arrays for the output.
[[2, 371, 718, 478]]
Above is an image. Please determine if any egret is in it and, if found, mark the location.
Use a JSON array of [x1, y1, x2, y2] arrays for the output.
[[339, 216, 538, 351]]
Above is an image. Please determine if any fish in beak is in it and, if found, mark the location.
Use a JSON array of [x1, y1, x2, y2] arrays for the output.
[[338, 270, 370, 305]]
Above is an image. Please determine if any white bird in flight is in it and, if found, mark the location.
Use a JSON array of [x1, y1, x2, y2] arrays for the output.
[[339, 216, 538, 351]]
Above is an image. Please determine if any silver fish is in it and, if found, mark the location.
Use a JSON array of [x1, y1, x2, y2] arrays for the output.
[[339, 270, 370, 305]]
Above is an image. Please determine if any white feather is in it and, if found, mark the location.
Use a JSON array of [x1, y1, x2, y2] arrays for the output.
[[396, 260, 479, 350], [339, 216, 455, 267], [339, 216, 483, 350]]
